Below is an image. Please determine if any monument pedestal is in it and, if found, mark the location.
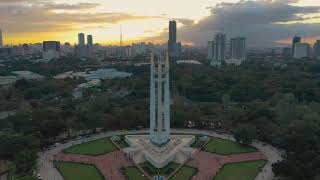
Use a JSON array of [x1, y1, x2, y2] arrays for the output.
[[123, 135, 196, 168]]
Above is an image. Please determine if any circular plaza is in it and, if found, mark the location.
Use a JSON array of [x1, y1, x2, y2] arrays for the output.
[[38, 129, 282, 180]]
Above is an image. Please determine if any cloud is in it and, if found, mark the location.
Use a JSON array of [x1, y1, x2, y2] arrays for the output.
[[176, 0, 320, 46], [43, 3, 101, 10], [0, 1, 161, 34]]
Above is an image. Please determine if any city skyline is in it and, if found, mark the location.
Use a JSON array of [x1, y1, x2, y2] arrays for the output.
[[0, 0, 320, 46]]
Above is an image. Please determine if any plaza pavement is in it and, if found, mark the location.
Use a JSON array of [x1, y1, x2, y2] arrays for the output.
[[187, 151, 266, 180], [38, 129, 283, 180], [54, 151, 132, 180]]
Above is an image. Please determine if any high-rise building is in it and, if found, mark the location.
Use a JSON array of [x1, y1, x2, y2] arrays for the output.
[[293, 43, 310, 59], [0, 29, 3, 48], [168, 21, 181, 58], [76, 33, 93, 58], [42, 41, 60, 60], [87, 35, 93, 46], [87, 35, 93, 57], [169, 21, 177, 43], [230, 37, 246, 61], [292, 36, 301, 56], [314, 40, 320, 60], [78, 33, 85, 46], [213, 33, 227, 61], [207, 41, 214, 59]]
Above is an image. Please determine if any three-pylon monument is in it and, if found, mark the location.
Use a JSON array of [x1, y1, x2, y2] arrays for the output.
[[124, 52, 195, 168], [149, 52, 170, 146]]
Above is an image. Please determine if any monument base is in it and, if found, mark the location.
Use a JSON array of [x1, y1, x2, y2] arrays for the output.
[[123, 134, 196, 168]]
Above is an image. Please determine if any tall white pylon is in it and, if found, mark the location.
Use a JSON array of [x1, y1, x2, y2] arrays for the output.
[[150, 52, 170, 146]]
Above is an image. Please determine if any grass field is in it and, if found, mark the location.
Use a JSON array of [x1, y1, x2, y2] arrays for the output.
[[213, 160, 267, 180], [114, 136, 130, 148], [64, 138, 118, 155], [55, 161, 104, 180], [139, 161, 180, 176], [169, 166, 197, 180], [203, 138, 257, 155], [123, 167, 149, 180]]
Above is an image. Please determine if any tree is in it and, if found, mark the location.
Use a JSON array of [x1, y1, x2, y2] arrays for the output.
[[222, 93, 231, 110], [14, 150, 38, 176], [234, 126, 257, 145]]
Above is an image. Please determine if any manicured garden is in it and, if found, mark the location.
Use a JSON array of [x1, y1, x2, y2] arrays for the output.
[[139, 161, 180, 176], [203, 138, 257, 155], [169, 166, 197, 180], [55, 161, 104, 180], [123, 167, 149, 180], [213, 160, 267, 180], [64, 138, 118, 155]]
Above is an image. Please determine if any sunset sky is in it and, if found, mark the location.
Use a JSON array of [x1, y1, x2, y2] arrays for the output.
[[0, 0, 320, 46]]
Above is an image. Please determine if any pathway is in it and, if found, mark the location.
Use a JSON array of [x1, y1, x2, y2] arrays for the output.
[[54, 151, 132, 180], [187, 151, 266, 180]]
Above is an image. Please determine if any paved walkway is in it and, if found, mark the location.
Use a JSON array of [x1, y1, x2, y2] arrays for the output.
[[187, 151, 266, 180], [37, 129, 283, 180], [54, 151, 132, 180]]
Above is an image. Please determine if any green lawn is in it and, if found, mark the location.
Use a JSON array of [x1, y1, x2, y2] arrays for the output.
[[114, 136, 130, 148], [169, 166, 197, 180], [55, 161, 104, 180], [139, 162, 180, 176], [213, 160, 267, 180], [64, 138, 118, 155], [203, 138, 257, 155], [123, 167, 149, 180], [191, 135, 206, 148]]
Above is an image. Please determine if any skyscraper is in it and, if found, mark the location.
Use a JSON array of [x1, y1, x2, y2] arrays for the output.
[[87, 35, 93, 46], [0, 29, 3, 48], [230, 37, 247, 61], [314, 40, 320, 60], [168, 21, 177, 44], [78, 33, 85, 46], [168, 21, 181, 58], [213, 33, 227, 61], [76, 33, 93, 58], [292, 36, 301, 56]]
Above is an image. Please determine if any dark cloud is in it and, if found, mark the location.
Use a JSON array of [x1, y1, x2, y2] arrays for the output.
[[177, 0, 320, 47]]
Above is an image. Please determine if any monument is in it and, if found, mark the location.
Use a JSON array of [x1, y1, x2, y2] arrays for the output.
[[124, 52, 195, 168], [149, 51, 170, 146]]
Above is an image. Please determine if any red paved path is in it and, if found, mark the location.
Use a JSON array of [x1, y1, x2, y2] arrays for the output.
[[187, 151, 267, 180], [54, 150, 132, 180]]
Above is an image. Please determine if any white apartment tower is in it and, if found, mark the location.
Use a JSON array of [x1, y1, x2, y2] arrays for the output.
[[294, 43, 310, 59], [149, 52, 170, 146], [230, 37, 246, 61]]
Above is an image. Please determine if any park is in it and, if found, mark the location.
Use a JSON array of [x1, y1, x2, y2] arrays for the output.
[[38, 129, 281, 180]]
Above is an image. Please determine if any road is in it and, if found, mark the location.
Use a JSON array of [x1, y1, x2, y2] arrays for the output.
[[38, 129, 283, 180]]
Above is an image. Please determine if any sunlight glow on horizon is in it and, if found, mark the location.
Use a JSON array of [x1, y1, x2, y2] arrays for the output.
[[1, 0, 318, 46]]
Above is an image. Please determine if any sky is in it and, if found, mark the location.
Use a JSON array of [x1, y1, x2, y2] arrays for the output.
[[0, 0, 320, 47]]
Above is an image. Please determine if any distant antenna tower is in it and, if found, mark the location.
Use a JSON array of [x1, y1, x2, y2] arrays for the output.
[[120, 24, 123, 47]]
